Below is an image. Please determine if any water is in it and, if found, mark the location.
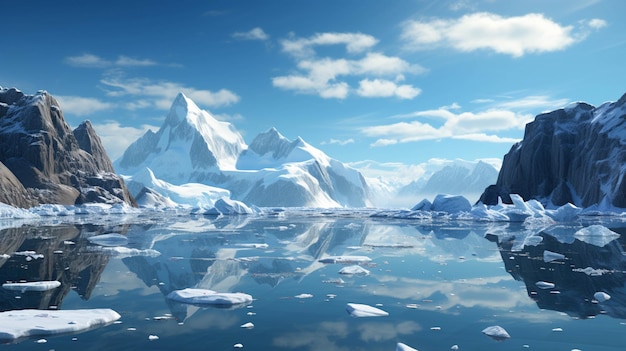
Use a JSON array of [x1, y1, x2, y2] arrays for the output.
[[1, 209, 626, 350]]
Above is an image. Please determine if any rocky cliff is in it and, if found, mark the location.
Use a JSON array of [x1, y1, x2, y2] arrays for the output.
[[480, 92, 626, 208], [0, 87, 136, 207]]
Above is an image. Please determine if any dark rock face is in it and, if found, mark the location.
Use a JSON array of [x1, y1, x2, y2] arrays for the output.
[[0, 87, 136, 208], [480, 93, 626, 208]]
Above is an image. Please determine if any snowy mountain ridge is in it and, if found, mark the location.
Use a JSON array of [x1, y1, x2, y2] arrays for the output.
[[116, 93, 370, 208]]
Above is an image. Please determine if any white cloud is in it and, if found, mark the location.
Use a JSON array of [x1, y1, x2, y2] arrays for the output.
[[232, 27, 270, 41], [273, 35, 423, 100], [281, 32, 378, 57], [401, 12, 593, 57], [357, 79, 421, 99], [64, 54, 110, 68], [321, 138, 355, 146], [361, 106, 531, 146], [115, 56, 157, 67], [587, 18, 607, 30], [55, 95, 113, 115], [90, 121, 159, 161], [100, 74, 240, 109]]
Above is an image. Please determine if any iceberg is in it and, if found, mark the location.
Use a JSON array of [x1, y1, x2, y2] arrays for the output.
[[482, 325, 511, 340], [535, 281, 556, 290], [338, 265, 370, 275], [593, 291, 611, 302], [573, 225, 620, 247], [345, 303, 388, 317], [166, 288, 253, 306], [0, 309, 120, 342], [2, 281, 61, 292], [431, 194, 471, 213], [543, 250, 565, 262], [87, 234, 128, 247], [396, 342, 419, 351]]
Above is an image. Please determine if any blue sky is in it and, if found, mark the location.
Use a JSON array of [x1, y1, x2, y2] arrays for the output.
[[2, 0, 624, 182]]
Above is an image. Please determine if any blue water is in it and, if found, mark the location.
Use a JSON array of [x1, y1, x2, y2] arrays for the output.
[[1, 210, 626, 350]]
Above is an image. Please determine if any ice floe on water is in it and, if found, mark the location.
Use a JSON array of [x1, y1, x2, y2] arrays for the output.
[[318, 256, 372, 264], [166, 288, 253, 306], [92, 246, 161, 258], [87, 234, 128, 247], [543, 250, 565, 262], [0, 309, 120, 342], [338, 265, 370, 275], [535, 281, 556, 290], [396, 342, 418, 351], [2, 281, 61, 292], [573, 225, 620, 247], [594, 291, 611, 302], [482, 325, 511, 340], [345, 303, 388, 317]]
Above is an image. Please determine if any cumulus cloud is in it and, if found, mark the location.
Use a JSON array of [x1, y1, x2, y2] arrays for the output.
[[101, 74, 240, 109], [361, 105, 532, 146], [401, 12, 601, 57], [273, 33, 423, 100], [90, 121, 159, 161], [232, 27, 269, 41], [55, 95, 113, 115]]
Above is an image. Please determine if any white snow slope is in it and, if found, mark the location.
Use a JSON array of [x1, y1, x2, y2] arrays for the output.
[[115, 93, 370, 208]]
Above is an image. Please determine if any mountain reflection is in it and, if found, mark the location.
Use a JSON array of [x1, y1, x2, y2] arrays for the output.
[[0, 224, 115, 312], [487, 223, 626, 320]]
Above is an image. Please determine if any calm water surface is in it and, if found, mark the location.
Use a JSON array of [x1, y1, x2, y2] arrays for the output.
[[1, 209, 626, 350]]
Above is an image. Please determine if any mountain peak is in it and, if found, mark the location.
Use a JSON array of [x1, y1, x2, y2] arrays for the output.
[[166, 92, 201, 126]]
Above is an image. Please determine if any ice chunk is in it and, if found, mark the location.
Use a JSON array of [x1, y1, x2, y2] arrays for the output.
[[431, 194, 471, 213], [482, 325, 510, 340], [167, 288, 252, 306], [594, 291, 611, 302], [233, 344, 243, 348], [411, 199, 432, 211], [396, 342, 418, 351], [338, 265, 370, 275], [87, 234, 128, 247], [547, 203, 582, 222], [2, 281, 61, 292], [345, 303, 388, 317], [573, 225, 620, 247], [543, 250, 565, 262], [0, 308, 120, 341], [93, 247, 161, 258], [318, 256, 371, 264], [240, 322, 254, 329], [535, 281, 555, 290], [148, 335, 159, 340], [294, 293, 313, 299]]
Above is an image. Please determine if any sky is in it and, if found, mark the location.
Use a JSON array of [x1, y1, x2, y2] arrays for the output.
[[2, 0, 624, 183]]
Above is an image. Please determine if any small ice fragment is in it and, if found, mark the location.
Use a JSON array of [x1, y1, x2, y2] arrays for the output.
[[346, 303, 388, 317], [451, 345, 459, 350], [87, 234, 128, 247], [233, 343, 243, 348], [535, 281, 556, 289], [127, 327, 137, 331], [594, 291, 611, 302], [148, 335, 159, 341], [326, 294, 337, 299], [35, 339, 47, 343], [396, 342, 418, 351], [318, 255, 371, 264], [338, 265, 370, 275], [294, 293, 313, 299], [552, 327, 563, 332], [246, 312, 256, 316], [167, 288, 252, 306], [430, 326, 441, 331], [2, 281, 61, 292], [406, 304, 418, 309], [482, 325, 511, 340], [543, 250, 565, 262], [240, 322, 254, 329]]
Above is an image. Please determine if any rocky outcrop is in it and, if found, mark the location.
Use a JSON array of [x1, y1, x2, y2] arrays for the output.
[[479, 92, 626, 208], [0, 87, 136, 208]]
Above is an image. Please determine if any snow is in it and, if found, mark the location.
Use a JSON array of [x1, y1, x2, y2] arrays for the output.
[[166, 288, 253, 306], [396, 342, 419, 351], [2, 281, 61, 292], [0, 309, 120, 341], [482, 325, 511, 340], [345, 303, 388, 317]]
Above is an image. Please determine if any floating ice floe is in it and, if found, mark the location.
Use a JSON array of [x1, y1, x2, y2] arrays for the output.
[[345, 303, 388, 317], [87, 234, 128, 247], [594, 291, 611, 302], [92, 247, 161, 258], [240, 322, 254, 329], [0, 309, 120, 342], [573, 267, 610, 276], [396, 342, 418, 351], [573, 225, 620, 247], [338, 265, 370, 275], [535, 281, 556, 290], [166, 288, 253, 306], [482, 325, 511, 341], [543, 250, 565, 262], [318, 256, 372, 264], [235, 243, 269, 249], [294, 293, 313, 299], [2, 281, 61, 292]]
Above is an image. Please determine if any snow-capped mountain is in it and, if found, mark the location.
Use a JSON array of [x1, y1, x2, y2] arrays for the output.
[[480, 92, 626, 209], [116, 93, 370, 208]]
